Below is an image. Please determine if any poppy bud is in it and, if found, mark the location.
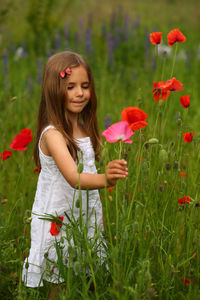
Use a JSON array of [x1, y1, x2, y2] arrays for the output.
[[173, 162, 179, 169], [26, 217, 32, 224], [44, 252, 48, 259], [148, 138, 159, 144], [25, 262, 29, 269], [159, 185, 164, 192], [75, 198, 81, 208], [176, 118, 182, 126], [77, 163, 83, 173], [73, 261, 81, 273], [159, 149, 168, 162], [165, 163, 171, 170], [60, 236, 64, 244]]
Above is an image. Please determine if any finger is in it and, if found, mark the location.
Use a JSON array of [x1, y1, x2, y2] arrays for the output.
[[110, 159, 127, 165], [107, 168, 128, 176], [109, 173, 127, 179], [107, 163, 128, 172]]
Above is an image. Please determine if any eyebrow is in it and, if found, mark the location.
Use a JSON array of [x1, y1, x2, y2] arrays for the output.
[[67, 81, 90, 84]]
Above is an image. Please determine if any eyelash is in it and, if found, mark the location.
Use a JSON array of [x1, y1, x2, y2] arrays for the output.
[[67, 86, 89, 90]]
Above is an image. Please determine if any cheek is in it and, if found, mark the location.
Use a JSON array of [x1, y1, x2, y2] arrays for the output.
[[87, 90, 91, 99]]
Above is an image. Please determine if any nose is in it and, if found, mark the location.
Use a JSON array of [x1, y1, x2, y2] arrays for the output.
[[76, 86, 83, 97]]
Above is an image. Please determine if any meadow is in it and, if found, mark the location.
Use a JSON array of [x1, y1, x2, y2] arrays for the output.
[[0, 1, 200, 299]]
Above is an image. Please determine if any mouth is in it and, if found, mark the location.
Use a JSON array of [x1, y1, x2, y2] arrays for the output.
[[71, 100, 85, 105]]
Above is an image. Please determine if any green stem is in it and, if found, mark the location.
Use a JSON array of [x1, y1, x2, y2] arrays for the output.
[[170, 43, 178, 78], [115, 141, 122, 241], [127, 142, 146, 221], [161, 52, 167, 81]]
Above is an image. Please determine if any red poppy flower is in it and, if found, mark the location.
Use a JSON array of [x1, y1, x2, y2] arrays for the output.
[[121, 107, 148, 130], [10, 128, 33, 151], [181, 277, 194, 286], [183, 132, 194, 143], [34, 167, 41, 174], [106, 187, 114, 193], [164, 78, 183, 91], [179, 172, 187, 178], [50, 216, 64, 236], [178, 196, 191, 204], [150, 32, 163, 45], [152, 81, 171, 101], [0, 150, 12, 161], [20, 128, 32, 136], [167, 29, 186, 46], [180, 95, 190, 108]]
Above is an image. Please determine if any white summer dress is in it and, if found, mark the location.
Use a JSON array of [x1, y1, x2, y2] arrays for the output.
[[22, 125, 104, 287]]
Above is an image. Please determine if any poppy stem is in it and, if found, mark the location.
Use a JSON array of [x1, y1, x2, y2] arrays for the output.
[[170, 43, 178, 78], [161, 52, 167, 81]]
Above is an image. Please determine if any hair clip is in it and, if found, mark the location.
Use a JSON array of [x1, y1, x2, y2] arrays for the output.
[[60, 68, 71, 79]]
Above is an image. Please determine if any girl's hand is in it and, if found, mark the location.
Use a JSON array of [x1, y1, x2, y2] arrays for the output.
[[106, 159, 128, 187]]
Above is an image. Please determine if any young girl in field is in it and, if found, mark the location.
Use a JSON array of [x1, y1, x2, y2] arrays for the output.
[[22, 51, 128, 296]]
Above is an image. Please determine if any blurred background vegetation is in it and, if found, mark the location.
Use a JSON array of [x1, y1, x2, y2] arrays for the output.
[[0, 0, 200, 50]]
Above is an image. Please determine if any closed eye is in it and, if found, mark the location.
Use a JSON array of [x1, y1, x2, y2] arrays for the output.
[[82, 85, 89, 89]]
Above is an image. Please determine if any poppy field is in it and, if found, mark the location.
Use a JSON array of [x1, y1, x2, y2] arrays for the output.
[[0, 1, 200, 299]]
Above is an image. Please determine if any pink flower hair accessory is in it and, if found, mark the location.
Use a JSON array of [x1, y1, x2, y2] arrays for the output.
[[60, 68, 71, 79]]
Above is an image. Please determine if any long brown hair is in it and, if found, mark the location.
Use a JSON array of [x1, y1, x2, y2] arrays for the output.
[[34, 51, 102, 168]]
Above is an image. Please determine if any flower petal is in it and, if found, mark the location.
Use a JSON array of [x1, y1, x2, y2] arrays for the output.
[[102, 121, 134, 143], [167, 29, 186, 46], [0, 150, 12, 161], [150, 32, 163, 45]]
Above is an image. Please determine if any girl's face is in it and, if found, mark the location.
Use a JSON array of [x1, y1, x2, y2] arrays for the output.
[[65, 65, 91, 116]]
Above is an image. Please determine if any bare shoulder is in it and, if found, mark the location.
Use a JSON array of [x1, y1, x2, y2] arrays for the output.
[[41, 128, 68, 156], [44, 128, 67, 146]]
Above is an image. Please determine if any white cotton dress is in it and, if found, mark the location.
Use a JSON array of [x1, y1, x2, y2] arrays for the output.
[[22, 125, 104, 287]]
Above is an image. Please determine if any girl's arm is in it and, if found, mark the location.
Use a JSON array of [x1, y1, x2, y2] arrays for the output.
[[42, 128, 128, 190]]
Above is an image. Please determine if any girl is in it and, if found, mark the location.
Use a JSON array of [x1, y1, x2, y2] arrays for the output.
[[22, 51, 128, 294]]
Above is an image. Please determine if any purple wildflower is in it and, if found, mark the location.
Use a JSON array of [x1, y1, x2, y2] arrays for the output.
[[144, 27, 150, 60], [2, 49, 8, 76], [107, 32, 114, 66], [85, 28, 93, 55], [55, 31, 61, 51], [104, 114, 111, 129], [36, 58, 43, 84]]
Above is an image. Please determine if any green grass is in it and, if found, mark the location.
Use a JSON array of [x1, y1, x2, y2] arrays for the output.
[[0, 2, 200, 299]]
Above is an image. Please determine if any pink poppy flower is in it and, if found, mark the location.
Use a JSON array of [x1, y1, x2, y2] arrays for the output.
[[102, 121, 135, 144]]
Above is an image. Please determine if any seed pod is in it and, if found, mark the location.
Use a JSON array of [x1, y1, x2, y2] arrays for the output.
[[77, 163, 83, 173], [159, 149, 168, 162], [148, 138, 159, 144]]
